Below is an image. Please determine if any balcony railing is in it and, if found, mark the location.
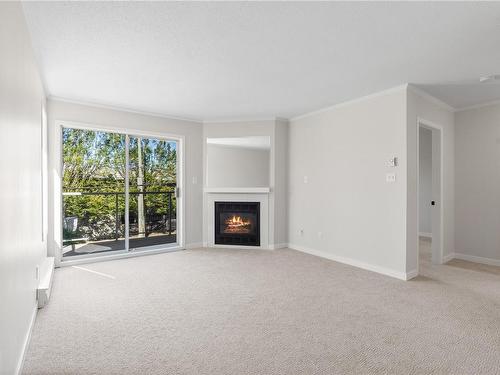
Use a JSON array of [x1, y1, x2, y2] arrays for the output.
[[62, 187, 176, 250]]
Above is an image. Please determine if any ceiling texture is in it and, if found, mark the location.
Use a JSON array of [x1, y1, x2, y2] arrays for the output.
[[22, 1, 500, 121]]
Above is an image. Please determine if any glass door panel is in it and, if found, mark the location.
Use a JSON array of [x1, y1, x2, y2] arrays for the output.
[[62, 128, 126, 257], [128, 136, 177, 251]]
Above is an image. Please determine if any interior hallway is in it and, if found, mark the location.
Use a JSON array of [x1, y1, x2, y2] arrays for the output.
[[23, 245, 500, 374]]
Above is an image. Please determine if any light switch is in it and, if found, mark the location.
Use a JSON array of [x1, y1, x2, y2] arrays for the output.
[[386, 173, 396, 183], [388, 157, 398, 167]]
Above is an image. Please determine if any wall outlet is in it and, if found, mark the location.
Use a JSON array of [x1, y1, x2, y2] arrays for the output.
[[303, 176, 308, 184], [386, 173, 396, 183], [299, 229, 304, 236]]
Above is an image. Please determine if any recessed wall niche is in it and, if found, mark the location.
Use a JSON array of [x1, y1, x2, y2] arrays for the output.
[[206, 136, 270, 188]]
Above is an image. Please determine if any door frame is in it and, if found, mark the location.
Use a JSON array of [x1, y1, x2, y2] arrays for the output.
[[55, 120, 185, 266], [416, 117, 444, 272]]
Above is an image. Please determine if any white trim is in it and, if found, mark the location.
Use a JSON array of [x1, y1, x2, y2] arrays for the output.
[[455, 98, 500, 113], [16, 303, 37, 375], [405, 269, 419, 280], [53, 85, 500, 123], [203, 187, 270, 194], [419, 232, 432, 238], [453, 252, 500, 267], [185, 242, 204, 249], [48, 85, 462, 126], [407, 85, 456, 113], [205, 143, 269, 151], [59, 245, 184, 267], [176, 132, 186, 249], [206, 140, 271, 151], [289, 84, 408, 122], [57, 120, 187, 143], [125, 134, 130, 251], [269, 243, 287, 250], [442, 252, 455, 263], [416, 117, 445, 272], [49, 96, 203, 124], [203, 117, 286, 124], [288, 243, 411, 281], [56, 120, 185, 263]]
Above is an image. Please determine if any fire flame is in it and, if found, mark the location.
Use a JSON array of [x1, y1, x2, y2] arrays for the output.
[[228, 215, 249, 226], [223, 215, 252, 233]]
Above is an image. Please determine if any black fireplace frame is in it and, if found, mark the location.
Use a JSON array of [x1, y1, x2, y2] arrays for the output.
[[214, 201, 260, 246]]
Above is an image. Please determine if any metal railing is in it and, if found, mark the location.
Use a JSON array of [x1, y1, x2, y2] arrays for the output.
[[63, 188, 176, 243]]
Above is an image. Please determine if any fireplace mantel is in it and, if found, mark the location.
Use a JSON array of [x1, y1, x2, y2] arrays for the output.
[[204, 187, 270, 194]]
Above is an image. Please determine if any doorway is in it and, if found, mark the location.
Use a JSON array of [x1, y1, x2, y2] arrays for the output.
[[61, 126, 180, 259], [417, 119, 443, 268]]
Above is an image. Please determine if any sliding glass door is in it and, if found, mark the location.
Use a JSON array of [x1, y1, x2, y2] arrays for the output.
[[128, 135, 177, 251], [62, 126, 178, 258]]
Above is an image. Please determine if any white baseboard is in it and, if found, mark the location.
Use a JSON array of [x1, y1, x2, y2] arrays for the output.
[[453, 252, 500, 267], [288, 243, 411, 281], [269, 243, 287, 250], [185, 242, 204, 249], [419, 232, 432, 238], [442, 252, 455, 263], [16, 303, 37, 375], [405, 269, 419, 280]]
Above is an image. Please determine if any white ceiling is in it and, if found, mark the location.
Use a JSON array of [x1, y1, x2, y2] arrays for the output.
[[22, 2, 500, 121], [207, 136, 270, 150], [415, 82, 500, 110]]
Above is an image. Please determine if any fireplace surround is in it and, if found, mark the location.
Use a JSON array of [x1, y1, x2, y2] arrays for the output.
[[215, 201, 260, 246]]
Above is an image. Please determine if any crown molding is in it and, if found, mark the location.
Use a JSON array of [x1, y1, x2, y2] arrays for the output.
[[290, 84, 409, 122], [49, 97, 289, 125], [407, 85, 456, 113], [48, 96, 203, 124], [52, 85, 500, 124], [203, 117, 287, 124], [455, 98, 500, 113]]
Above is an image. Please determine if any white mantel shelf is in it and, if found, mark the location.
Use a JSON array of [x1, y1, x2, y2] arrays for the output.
[[204, 187, 271, 194]]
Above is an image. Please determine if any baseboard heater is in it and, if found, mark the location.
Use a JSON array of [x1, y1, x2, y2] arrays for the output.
[[37, 257, 55, 308]]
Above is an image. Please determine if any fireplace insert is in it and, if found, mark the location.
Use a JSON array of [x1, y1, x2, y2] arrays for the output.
[[215, 201, 260, 246]]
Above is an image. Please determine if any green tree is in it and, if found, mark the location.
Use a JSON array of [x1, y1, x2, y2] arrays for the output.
[[62, 128, 177, 242]]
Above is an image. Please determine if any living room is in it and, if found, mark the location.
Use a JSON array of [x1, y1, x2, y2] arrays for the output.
[[1, 2, 500, 374]]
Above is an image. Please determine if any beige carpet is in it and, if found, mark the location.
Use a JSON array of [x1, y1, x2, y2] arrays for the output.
[[23, 240, 500, 374]]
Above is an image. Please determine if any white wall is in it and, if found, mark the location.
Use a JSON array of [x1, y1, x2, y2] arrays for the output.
[[202, 119, 288, 248], [419, 127, 432, 235], [0, 3, 46, 373], [288, 87, 409, 278], [406, 87, 455, 271], [47, 99, 204, 262], [455, 103, 500, 262], [274, 119, 288, 246], [206, 144, 270, 187]]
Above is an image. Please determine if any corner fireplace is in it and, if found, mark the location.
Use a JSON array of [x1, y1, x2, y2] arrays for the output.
[[215, 201, 260, 246]]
